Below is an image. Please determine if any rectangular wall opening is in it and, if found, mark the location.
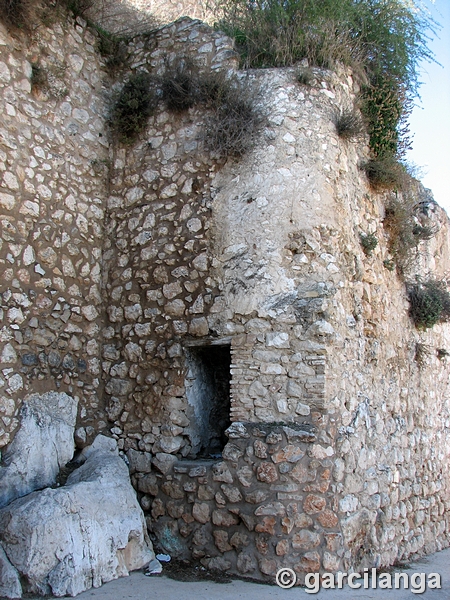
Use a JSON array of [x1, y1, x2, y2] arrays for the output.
[[184, 342, 231, 458]]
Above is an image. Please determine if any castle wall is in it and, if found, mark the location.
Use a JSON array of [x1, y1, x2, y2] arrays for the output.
[[0, 17, 109, 448], [0, 11, 449, 584]]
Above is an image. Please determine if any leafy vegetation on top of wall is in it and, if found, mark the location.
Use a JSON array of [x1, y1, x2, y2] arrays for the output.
[[0, 0, 42, 32], [0, 0, 86, 31], [109, 57, 263, 157], [212, 0, 436, 164]]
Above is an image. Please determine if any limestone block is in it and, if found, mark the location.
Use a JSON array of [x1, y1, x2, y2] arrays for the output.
[[0, 392, 78, 509], [0, 437, 154, 597], [126, 449, 152, 474], [0, 544, 22, 599]]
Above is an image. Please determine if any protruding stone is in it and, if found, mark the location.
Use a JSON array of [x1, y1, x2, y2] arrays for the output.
[[303, 494, 326, 514], [213, 530, 232, 552], [152, 453, 177, 474], [256, 462, 278, 484], [292, 530, 320, 549], [212, 462, 233, 483], [254, 440, 268, 459], [317, 509, 339, 528], [255, 517, 276, 535], [271, 445, 305, 464], [237, 552, 257, 574], [192, 502, 210, 524], [294, 551, 321, 573], [220, 484, 242, 503], [127, 449, 152, 474], [225, 422, 250, 439], [0, 392, 78, 509], [0, 544, 22, 599], [212, 510, 239, 527]]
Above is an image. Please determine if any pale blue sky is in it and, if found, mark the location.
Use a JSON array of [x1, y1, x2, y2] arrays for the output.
[[407, 0, 450, 214]]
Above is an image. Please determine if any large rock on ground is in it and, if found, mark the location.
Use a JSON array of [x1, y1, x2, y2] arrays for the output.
[[0, 436, 154, 597], [0, 543, 21, 599], [0, 392, 78, 508]]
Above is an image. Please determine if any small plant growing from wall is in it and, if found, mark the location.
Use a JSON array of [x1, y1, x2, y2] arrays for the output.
[[203, 75, 263, 158], [359, 232, 378, 256], [96, 27, 129, 76], [31, 63, 48, 92], [61, 0, 94, 18], [360, 156, 407, 191], [30, 59, 68, 98], [383, 190, 439, 274], [159, 59, 263, 158], [160, 58, 203, 112], [383, 259, 395, 272], [408, 279, 450, 329], [295, 67, 314, 86], [109, 72, 158, 144], [414, 342, 432, 369], [334, 108, 365, 141], [437, 348, 449, 360]]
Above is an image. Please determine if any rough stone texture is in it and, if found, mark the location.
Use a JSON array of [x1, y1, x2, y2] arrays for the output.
[[0, 436, 154, 598], [0, 6, 449, 586], [0, 17, 108, 449], [0, 543, 22, 599], [145, 424, 338, 581], [0, 392, 77, 508]]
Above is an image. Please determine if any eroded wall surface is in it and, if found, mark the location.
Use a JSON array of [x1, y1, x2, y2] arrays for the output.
[[0, 11, 449, 583]]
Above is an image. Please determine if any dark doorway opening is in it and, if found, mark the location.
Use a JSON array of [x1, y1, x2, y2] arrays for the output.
[[184, 343, 231, 458]]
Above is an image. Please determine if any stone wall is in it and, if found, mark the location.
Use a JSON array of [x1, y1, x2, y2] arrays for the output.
[[1, 6, 450, 585], [102, 18, 238, 453], [106, 48, 450, 576], [0, 16, 109, 448], [137, 422, 340, 582]]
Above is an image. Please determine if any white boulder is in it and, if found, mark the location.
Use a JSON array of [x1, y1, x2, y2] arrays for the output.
[[0, 436, 154, 597], [0, 392, 78, 508], [0, 543, 21, 599]]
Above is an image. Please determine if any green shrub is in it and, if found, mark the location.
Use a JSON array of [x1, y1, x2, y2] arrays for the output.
[[96, 27, 129, 75], [408, 279, 450, 329], [383, 190, 439, 273], [414, 342, 432, 368], [360, 156, 406, 191], [212, 0, 436, 158], [59, 0, 94, 18], [359, 232, 378, 256], [109, 72, 158, 144], [30, 63, 48, 91], [334, 108, 365, 141], [158, 61, 263, 158]]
